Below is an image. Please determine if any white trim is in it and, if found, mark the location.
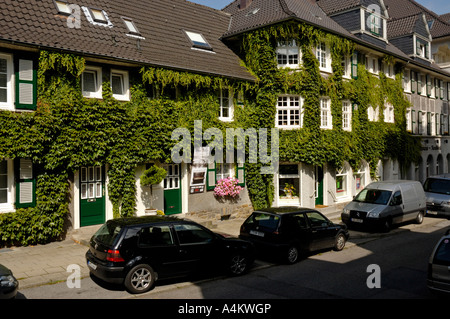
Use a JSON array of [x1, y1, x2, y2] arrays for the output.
[[320, 97, 332, 129], [218, 88, 234, 122], [275, 95, 303, 129], [0, 53, 14, 111], [0, 159, 15, 213]]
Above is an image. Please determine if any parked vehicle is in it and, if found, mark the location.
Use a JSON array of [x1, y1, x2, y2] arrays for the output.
[[427, 228, 450, 296], [423, 174, 450, 219], [86, 216, 255, 294], [0, 264, 18, 299], [341, 180, 426, 232], [239, 207, 349, 264]]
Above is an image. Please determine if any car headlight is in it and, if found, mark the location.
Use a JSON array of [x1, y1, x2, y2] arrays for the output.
[[342, 208, 349, 216], [367, 212, 379, 218], [0, 275, 17, 288]]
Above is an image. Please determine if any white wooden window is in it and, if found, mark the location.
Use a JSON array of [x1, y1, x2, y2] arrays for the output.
[[218, 88, 233, 121], [316, 42, 331, 72], [342, 101, 352, 131], [277, 40, 300, 68], [320, 97, 332, 129], [110, 69, 129, 101], [384, 103, 394, 123], [216, 163, 233, 182], [0, 53, 13, 110], [82, 66, 102, 98], [276, 96, 303, 128], [403, 69, 411, 92], [368, 105, 379, 121]]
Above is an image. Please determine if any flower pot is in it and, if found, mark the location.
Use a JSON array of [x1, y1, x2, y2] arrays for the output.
[[145, 208, 157, 215]]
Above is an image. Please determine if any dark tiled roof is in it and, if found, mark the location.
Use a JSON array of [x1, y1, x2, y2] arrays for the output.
[[384, 0, 450, 39], [315, 0, 361, 15], [0, 0, 254, 81], [222, 0, 356, 39], [387, 14, 422, 39]]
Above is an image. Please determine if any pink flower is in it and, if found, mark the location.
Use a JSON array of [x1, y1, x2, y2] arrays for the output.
[[214, 177, 243, 198]]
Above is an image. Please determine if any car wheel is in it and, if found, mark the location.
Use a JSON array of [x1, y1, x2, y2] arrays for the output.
[[124, 264, 155, 294], [286, 245, 299, 264], [333, 232, 347, 251], [381, 218, 392, 233], [228, 254, 249, 276], [415, 211, 424, 224]]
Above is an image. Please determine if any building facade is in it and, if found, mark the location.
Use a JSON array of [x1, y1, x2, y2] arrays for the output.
[[1, 0, 450, 245]]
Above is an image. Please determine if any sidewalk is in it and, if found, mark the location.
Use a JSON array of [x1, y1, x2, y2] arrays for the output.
[[0, 204, 448, 291]]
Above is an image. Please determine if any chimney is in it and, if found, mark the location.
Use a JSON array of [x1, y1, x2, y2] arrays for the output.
[[240, 0, 252, 10]]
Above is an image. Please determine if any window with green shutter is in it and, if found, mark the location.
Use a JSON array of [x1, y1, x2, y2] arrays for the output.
[[206, 162, 216, 191], [351, 51, 358, 79], [236, 163, 245, 187], [15, 158, 36, 208], [15, 56, 37, 110]]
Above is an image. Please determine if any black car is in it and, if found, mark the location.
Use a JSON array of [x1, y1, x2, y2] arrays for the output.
[[0, 264, 18, 299], [427, 228, 450, 296], [86, 215, 254, 294], [239, 207, 349, 264]]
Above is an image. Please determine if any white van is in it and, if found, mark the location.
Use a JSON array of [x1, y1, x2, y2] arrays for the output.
[[341, 180, 426, 232]]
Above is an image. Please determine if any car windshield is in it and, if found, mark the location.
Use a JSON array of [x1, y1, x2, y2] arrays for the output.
[[245, 213, 280, 231], [354, 188, 392, 205], [434, 238, 450, 266], [92, 223, 122, 246], [423, 178, 450, 195]]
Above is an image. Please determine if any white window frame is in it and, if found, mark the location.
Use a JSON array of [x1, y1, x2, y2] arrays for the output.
[[0, 53, 14, 111], [368, 105, 379, 122], [276, 95, 303, 129], [218, 88, 233, 122], [342, 100, 352, 131], [278, 163, 301, 204], [0, 159, 14, 212], [277, 40, 301, 69], [216, 163, 233, 181], [110, 69, 130, 101], [403, 69, 411, 93], [336, 163, 350, 198], [316, 42, 331, 73], [366, 55, 379, 75], [384, 103, 394, 123], [82, 66, 102, 99], [82, 6, 113, 27], [320, 97, 332, 129], [342, 55, 351, 79]]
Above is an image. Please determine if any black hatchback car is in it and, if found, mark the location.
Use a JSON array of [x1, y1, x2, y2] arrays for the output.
[[0, 264, 18, 299], [239, 207, 349, 264], [86, 215, 254, 294]]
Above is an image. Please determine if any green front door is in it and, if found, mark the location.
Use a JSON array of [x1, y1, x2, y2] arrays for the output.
[[163, 164, 181, 215], [80, 166, 105, 227], [315, 166, 324, 206]]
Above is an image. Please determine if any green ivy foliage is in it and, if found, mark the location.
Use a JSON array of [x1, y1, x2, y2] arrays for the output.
[[0, 21, 421, 245]]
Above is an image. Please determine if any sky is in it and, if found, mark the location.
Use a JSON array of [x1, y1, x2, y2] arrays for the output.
[[188, 0, 450, 15]]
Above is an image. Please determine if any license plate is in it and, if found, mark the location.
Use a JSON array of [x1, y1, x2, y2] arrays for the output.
[[351, 218, 363, 223], [88, 260, 97, 270], [250, 230, 264, 237]]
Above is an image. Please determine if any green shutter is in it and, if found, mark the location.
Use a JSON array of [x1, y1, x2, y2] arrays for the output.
[[206, 162, 216, 191], [15, 56, 37, 110], [15, 158, 36, 208], [236, 163, 245, 187], [411, 71, 415, 93], [426, 75, 431, 97]]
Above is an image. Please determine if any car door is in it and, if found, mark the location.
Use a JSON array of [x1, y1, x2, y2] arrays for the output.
[[282, 213, 314, 252], [389, 190, 404, 224], [173, 223, 218, 273], [305, 211, 336, 251], [136, 225, 185, 277]]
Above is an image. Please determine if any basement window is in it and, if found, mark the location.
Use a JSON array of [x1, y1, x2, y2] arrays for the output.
[[184, 31, 212, 51]]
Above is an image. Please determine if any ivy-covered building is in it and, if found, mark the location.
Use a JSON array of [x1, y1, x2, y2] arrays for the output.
[[0, 0, 449, 246]]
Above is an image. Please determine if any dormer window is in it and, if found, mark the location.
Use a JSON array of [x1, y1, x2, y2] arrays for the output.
[[369, 13, 381, 35], [90, 8, 107, 24], [415, 37, 430, 60], [184, 31, 212, 51]]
